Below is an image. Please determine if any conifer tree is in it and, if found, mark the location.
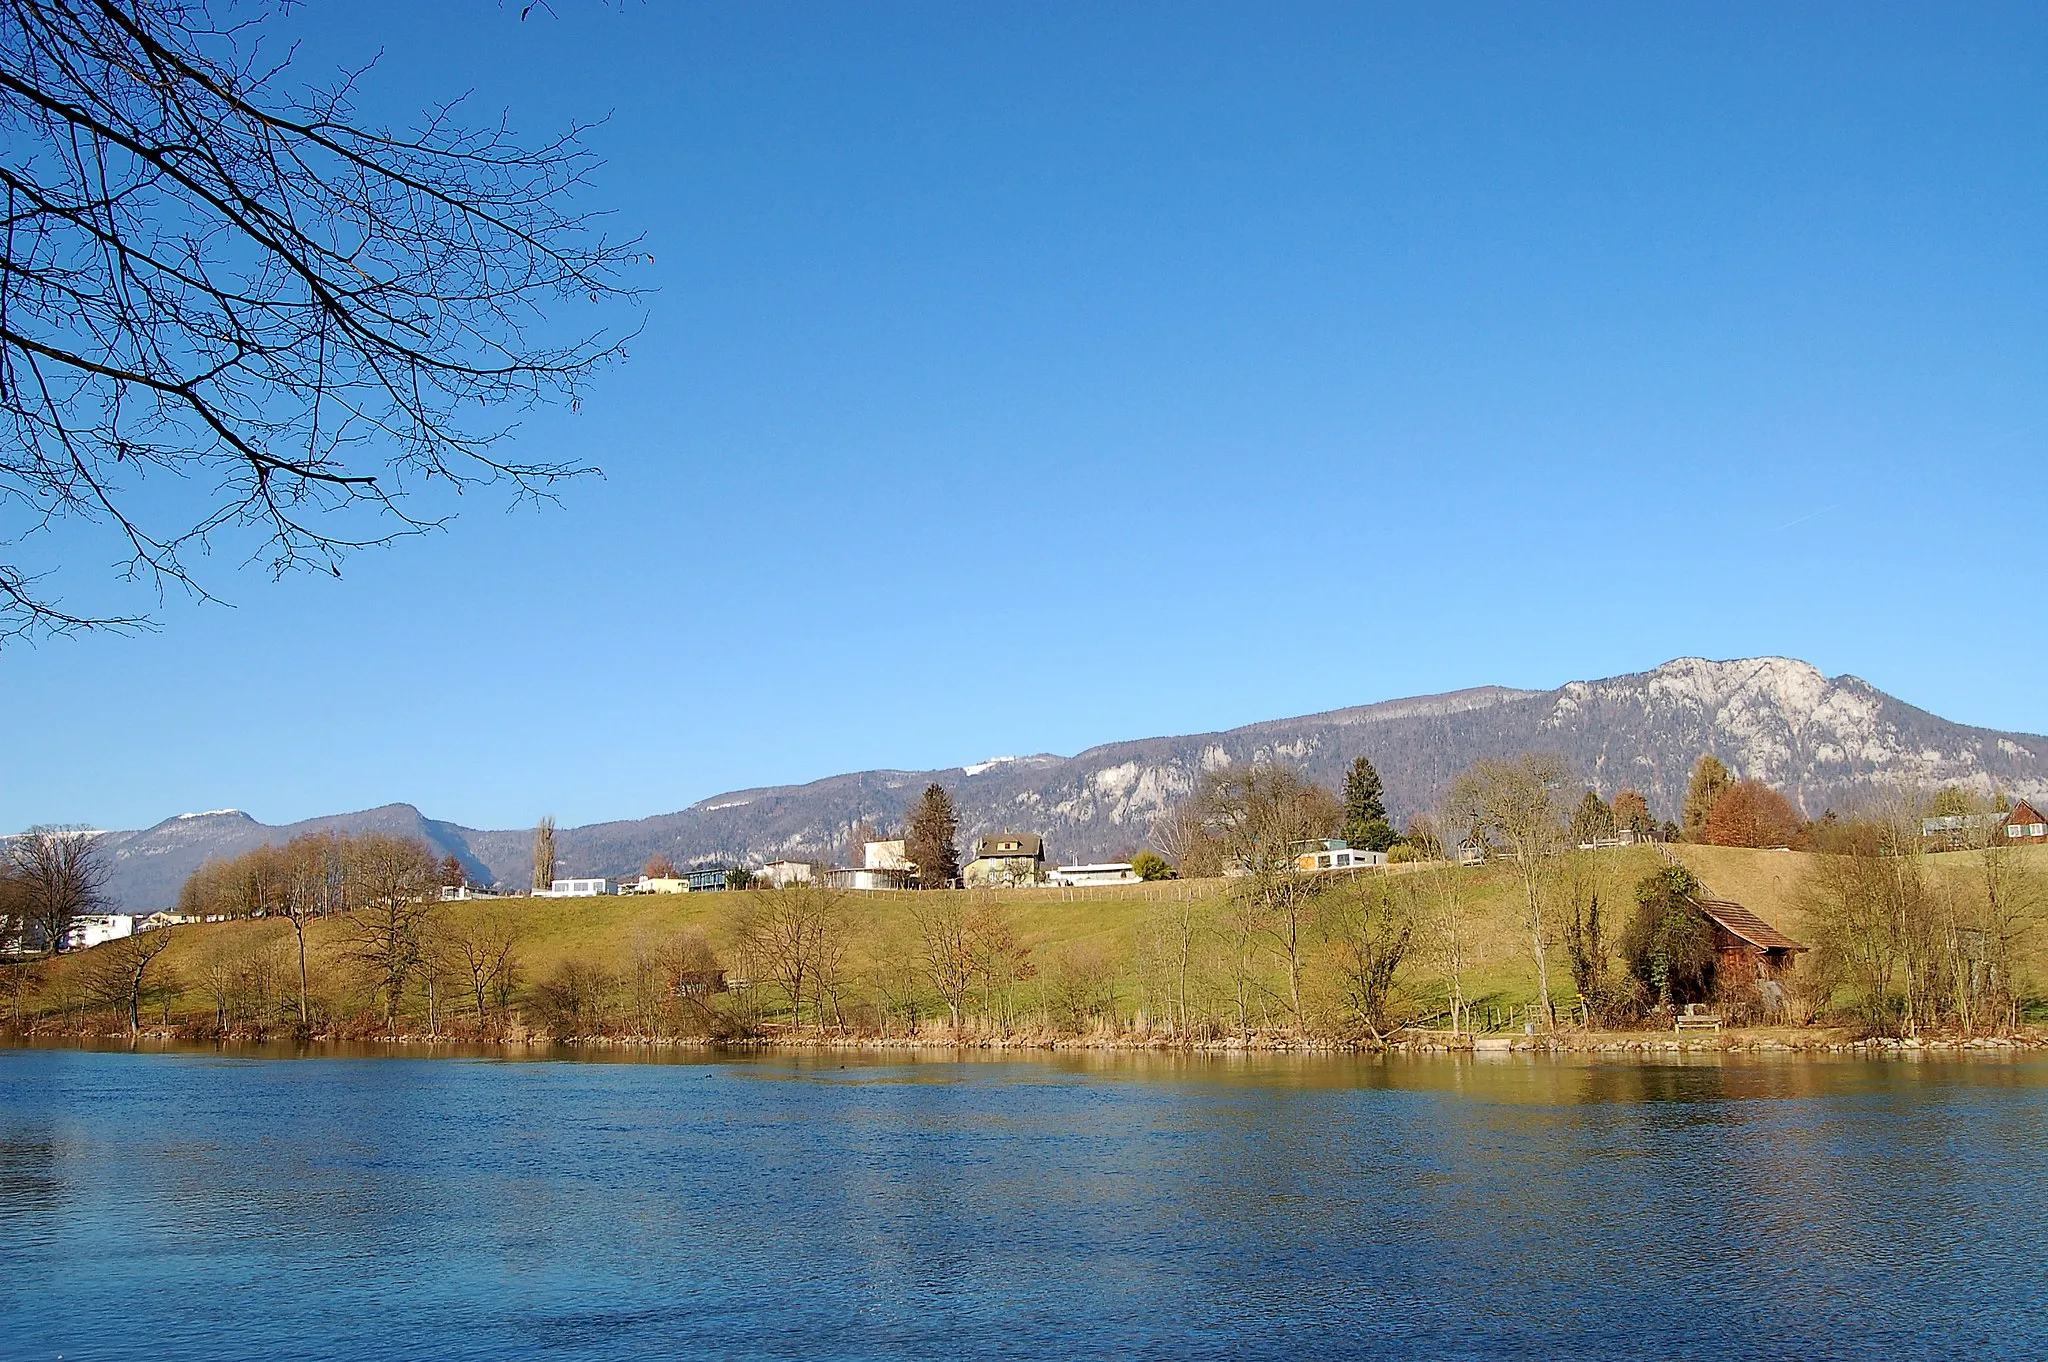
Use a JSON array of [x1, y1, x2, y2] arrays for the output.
[[905, 784, 962, 889], [1571, 790, 1616, 845], [1681, 755, 1733, 842], [1341, 756, 1397, 852]]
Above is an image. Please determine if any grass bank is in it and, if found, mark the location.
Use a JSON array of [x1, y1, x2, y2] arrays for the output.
[[7, 843, 2044, 1047]]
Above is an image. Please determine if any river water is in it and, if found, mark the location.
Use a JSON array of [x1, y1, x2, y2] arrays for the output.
[[1, 1045, 2044, 1360]]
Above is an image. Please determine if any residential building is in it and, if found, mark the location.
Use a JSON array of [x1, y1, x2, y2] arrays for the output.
[[1922, 801, 2048, 849], [1291, 838, 1388, 873], [760, 860, 816, 889], [1921, 811, 2005, 850], [823, 839, 918, 891], [1050, 863, 1141, 887], [2003, 799, 2048, 844], [825, 865, 916, 891], [864, 840, 913, 872], [64, 914, 137, 950], [540, 877, 617, 897], [964, 833, 1045, 888], [620, 876, 690, 895], [685, 866, 732, 892]]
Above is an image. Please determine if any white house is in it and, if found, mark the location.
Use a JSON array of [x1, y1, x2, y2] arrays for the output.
[[1050, 863, 1142, 887], [824, 839, 916, 891], [760, 860, 816, 888], [539, 877, 617, 898], [618, 875, 690, 895], [65, 914, 137, 949], [1293, 840, 1388, 872]]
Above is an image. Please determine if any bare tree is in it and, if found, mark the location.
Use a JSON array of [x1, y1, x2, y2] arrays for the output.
[[81, 922, 173, 1033], [276, 833, 329, 1029], [1145, 886, 1199, 1033], [3, 957, 44, 1026], [910, 892, 974, 1028], [727, 883, 845, 1030], [1971, 838, 2043, 1033], [7, 826, 108, 952], [1184, 765, 1339, 1030], [0, 854, 24, 948], [441, 905, 521, 1036], [965, 897, 1032, 1032], [1151, 797, 1221, 880], [0, 0, 640, 639], [1319, 877, 1412, 1041], [532, 817, 557, 894], [336, 831, 435, 1034], [1447, 754, 1570, 1027]]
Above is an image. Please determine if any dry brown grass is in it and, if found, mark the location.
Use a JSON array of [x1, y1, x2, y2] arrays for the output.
[[16, 842, 2042, 1036]]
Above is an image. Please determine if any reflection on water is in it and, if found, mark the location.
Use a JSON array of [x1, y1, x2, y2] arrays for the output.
[[1, 1045, 2044, 1360]]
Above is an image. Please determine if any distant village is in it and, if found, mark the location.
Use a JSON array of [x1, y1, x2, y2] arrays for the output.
[[525, 834, 1153, 900]]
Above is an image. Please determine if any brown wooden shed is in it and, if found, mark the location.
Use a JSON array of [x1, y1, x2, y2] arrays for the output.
[[1694, 898, 1808, 986]]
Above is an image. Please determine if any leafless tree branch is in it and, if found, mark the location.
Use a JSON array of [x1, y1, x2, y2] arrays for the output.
[[0, 0, 643, 639]]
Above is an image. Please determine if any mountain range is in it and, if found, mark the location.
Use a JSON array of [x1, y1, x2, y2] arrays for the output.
[[71, 656, 2048, 912]]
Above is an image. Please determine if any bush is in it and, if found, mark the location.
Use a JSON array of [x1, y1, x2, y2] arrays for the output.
[[528, 960, 618, 1040], [1620, 867, 1716, 1010], [1131, 850, 1172, 881]]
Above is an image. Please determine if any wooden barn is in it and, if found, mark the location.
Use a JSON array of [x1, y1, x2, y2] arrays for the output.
[[1695, 898, 1808, 988], [2003, 799, 2048, 846]]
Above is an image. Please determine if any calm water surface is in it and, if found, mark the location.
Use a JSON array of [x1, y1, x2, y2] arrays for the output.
[[1, 1045, 2044, 1360]]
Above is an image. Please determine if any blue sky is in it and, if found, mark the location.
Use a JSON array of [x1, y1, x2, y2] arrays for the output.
[[5, 1, 2046, 834]]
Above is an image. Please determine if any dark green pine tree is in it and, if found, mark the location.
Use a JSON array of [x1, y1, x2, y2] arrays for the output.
[[1342, 756, 1398, 852]]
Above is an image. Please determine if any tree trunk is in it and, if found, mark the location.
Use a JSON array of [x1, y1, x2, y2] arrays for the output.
[[294, 915, 310, 1030], [1521, 855, 1554, 1027]]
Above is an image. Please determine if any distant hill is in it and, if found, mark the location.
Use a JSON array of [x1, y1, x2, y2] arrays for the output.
[[76, 656, 2048, 911]]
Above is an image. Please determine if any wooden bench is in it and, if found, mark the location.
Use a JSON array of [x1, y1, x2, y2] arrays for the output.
[[1674, 1004, 1723, 1033]]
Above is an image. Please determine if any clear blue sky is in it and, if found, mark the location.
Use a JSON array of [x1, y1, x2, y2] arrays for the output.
[[5, 1, 2046, 835]]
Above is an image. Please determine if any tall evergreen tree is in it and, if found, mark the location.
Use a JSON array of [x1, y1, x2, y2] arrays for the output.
[[1681, 755, 1733, 842], [904, 784, 962, 889], [1570, 790, 1616, 845], [1342, 756, 1397, 852]]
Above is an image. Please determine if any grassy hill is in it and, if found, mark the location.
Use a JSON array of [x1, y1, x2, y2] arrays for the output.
[[11, 843, 2045, 1043]]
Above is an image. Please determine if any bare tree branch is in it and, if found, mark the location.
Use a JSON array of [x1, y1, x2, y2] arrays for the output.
[[0, 0, 643, 639]]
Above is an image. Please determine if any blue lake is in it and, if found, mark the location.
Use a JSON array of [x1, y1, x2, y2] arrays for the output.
[[2, 1045, 2044, 1359]]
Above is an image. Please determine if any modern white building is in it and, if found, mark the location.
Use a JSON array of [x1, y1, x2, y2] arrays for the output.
[[618, 875, 690, 895], [1050, 863, 1142, 887], [65, 914, 137, 949], [1293, 840, 1388, 872], [760, 860, 816, 888], [539, 877, 617, 898]]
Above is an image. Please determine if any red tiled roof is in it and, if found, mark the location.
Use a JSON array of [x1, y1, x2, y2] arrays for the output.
[[1694, 898, 1807, 953]]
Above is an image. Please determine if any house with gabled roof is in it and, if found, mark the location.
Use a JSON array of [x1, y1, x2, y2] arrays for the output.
[[1694, 897, 1806, 984], [964, 833, 1045, 888], [2001, 799, 2047, 845]]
